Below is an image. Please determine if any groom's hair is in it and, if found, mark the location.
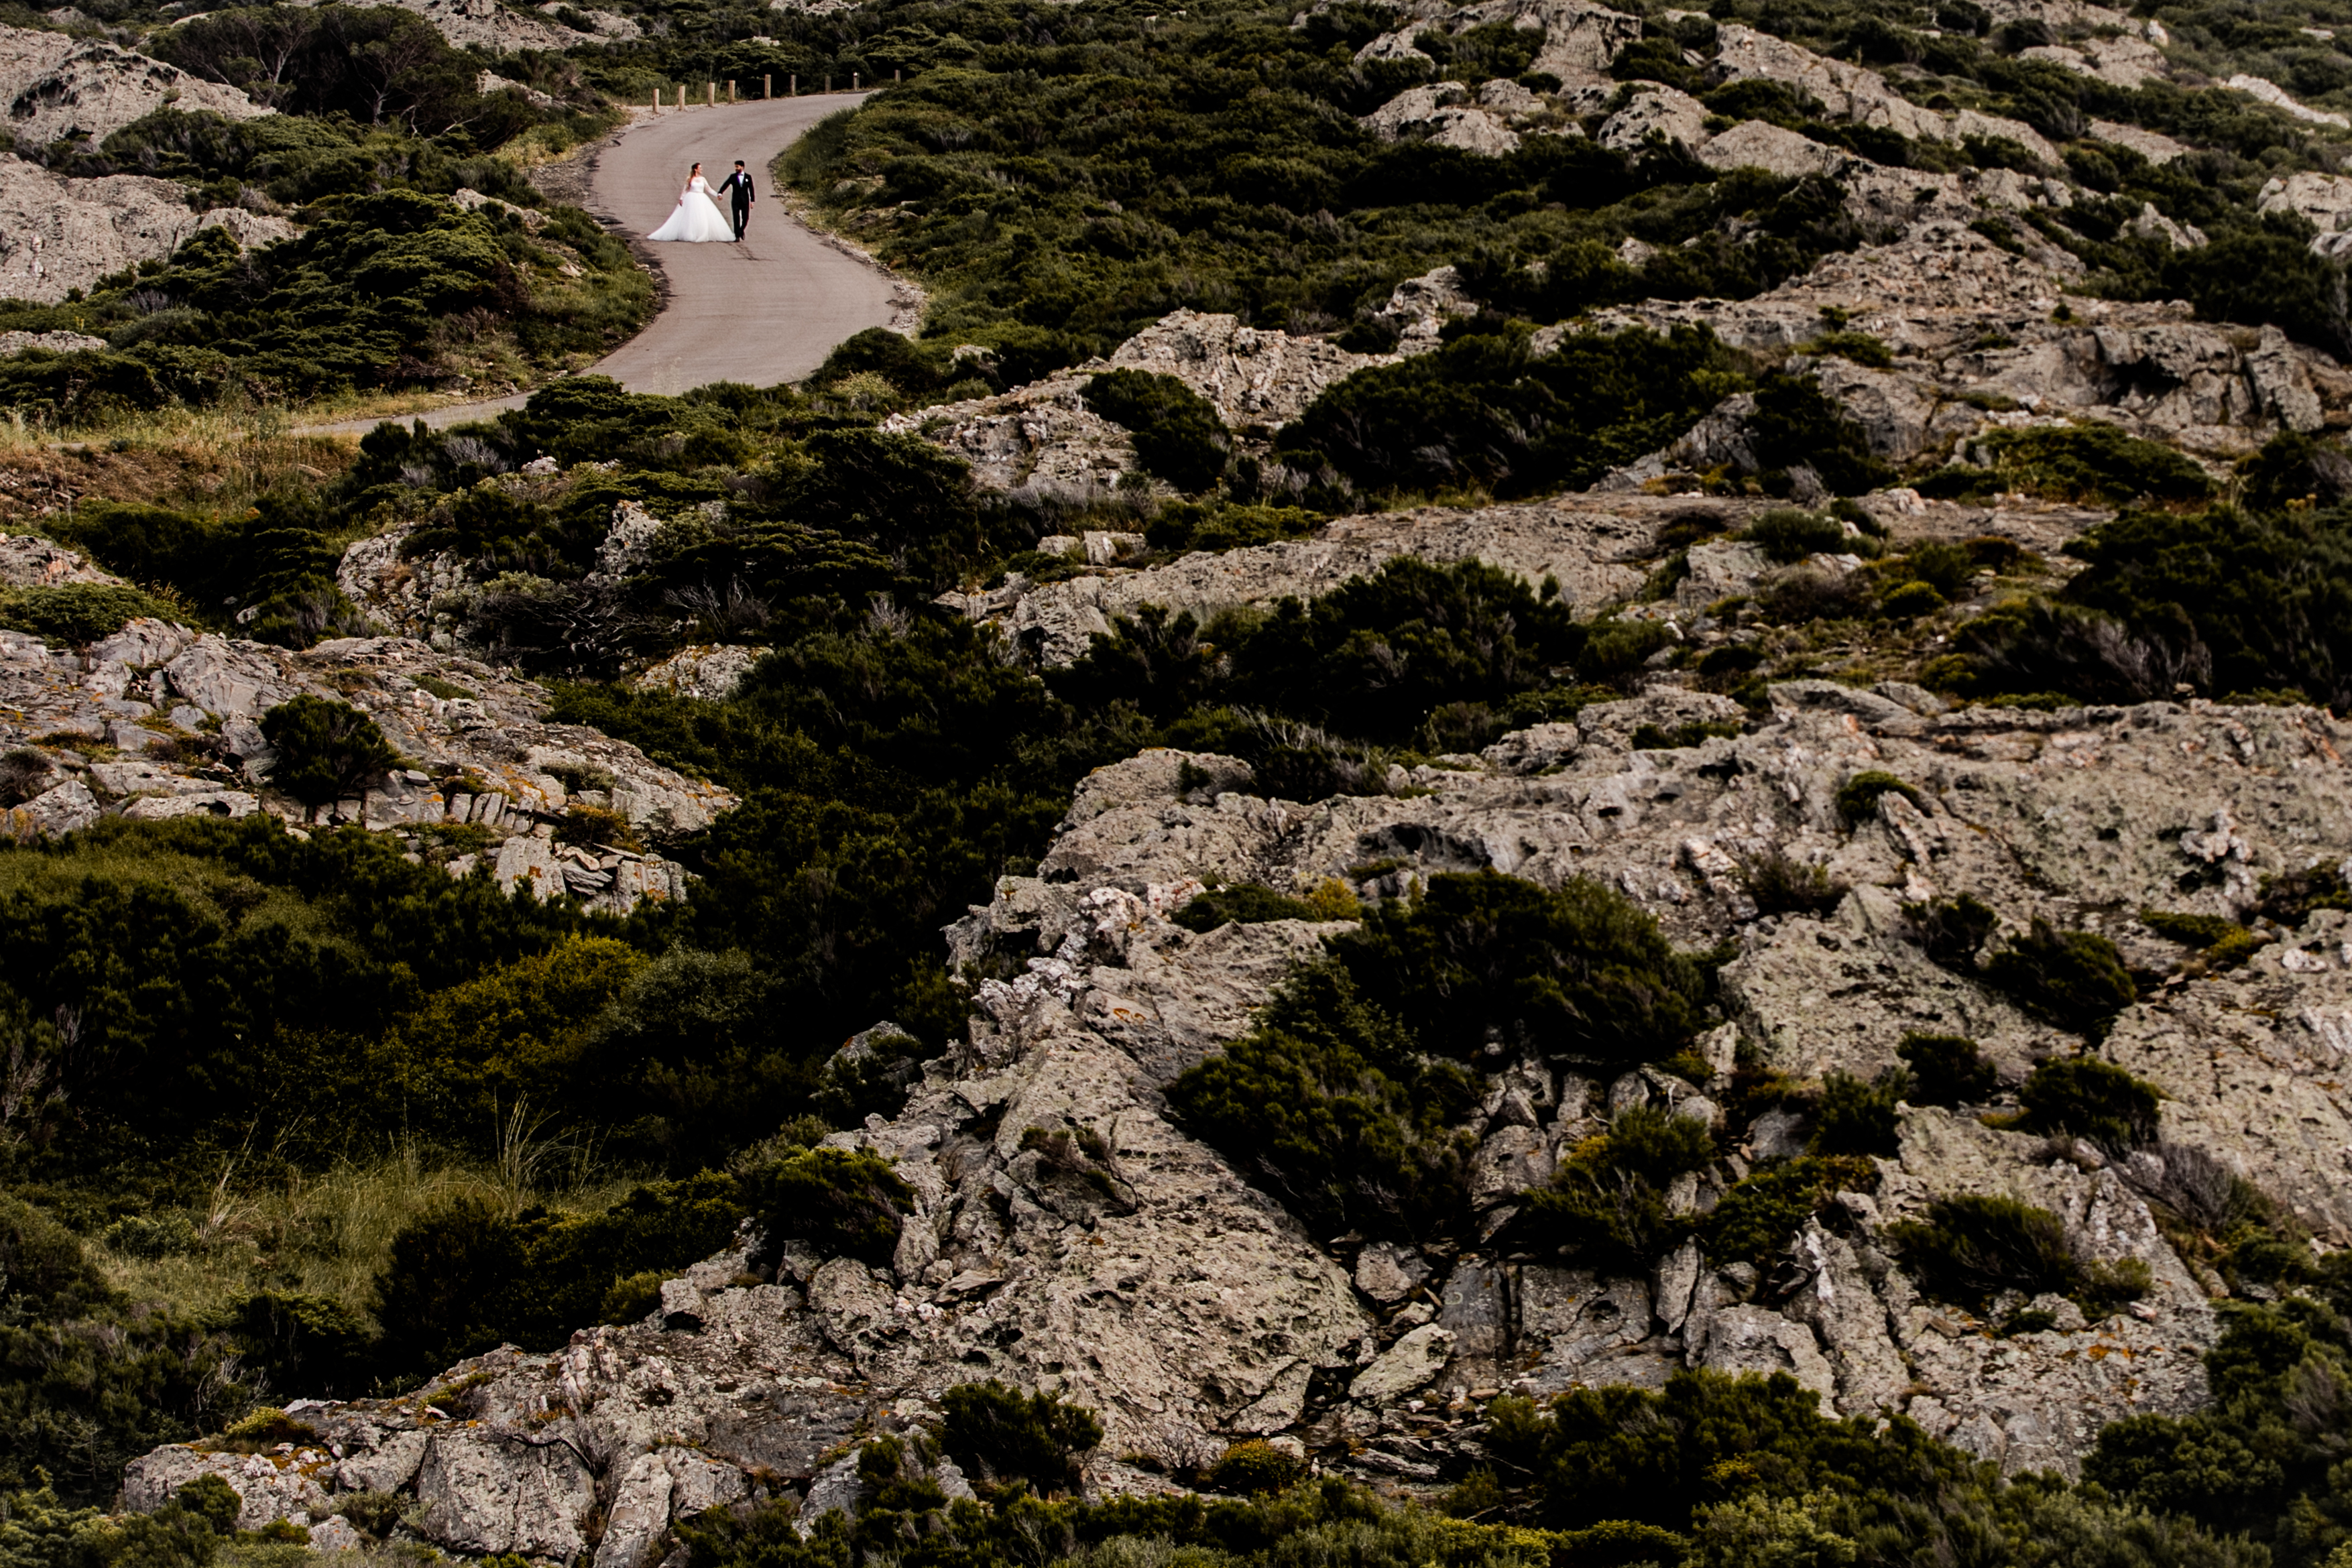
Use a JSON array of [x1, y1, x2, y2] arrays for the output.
[[733, 161, 745, 167]]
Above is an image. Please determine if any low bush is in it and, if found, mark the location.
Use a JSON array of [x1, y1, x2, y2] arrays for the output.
[[1739, 849, 1848, 916], [1983, 920, 2141, 1040], [2018, 1057, 2164, 1150], [1811, 1069, 1911, 1157], [1836, 770, 1922, 825], [371, 1171, 746, 1379], [1168, 961, 1476, 1242], [940, 1381, 1104, 1497], [1885, 1194, 2080, 1310], [1173, 883, 1340, 930], [1700, 1156, 1875, 1267], [1085, 369, 1231, 494], [1897, 1033, 1999, 1106], [1330, 870, 1711, 1067], [1921, 424, 2218, 507], [1520, 1104, 1715, 1268], [0, 584, 178, 645], [2140, 908, 2263, 969], [1745, 509, 1848, 564], [1904, 892, 1999, 969], [742, 1147, 913, 1268], [259, 695, 403, 812], [1212, 1439, 1309, 1496], [2257, 861, 2352, 925]]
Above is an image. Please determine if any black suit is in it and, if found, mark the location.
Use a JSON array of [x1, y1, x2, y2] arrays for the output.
[[717, 169, 754, 240]]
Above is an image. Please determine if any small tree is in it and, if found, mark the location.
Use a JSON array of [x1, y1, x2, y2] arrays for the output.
[[939, 1379, 1104, 1496], [259, 695, 400, 818]]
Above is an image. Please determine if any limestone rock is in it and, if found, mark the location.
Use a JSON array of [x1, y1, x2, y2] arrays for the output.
[[1596, 84, 1706, 154], [0, 155, 298, 304], [414, 1427, 595, 1557], [1350, 1323, 1456, 1400], [1362, 84, 1521, 155], [2227, 72, 2350, 128], [0, 25, 266, 146], [632, 643, 772, 701], [339, 0, 581, 52], [120, 1447, 333, 1531], [1376, 265, 1478, 352], [1106, 309, 1392, 433], [1696, 119, 1856, 179], [939, 495, 1688, 666]]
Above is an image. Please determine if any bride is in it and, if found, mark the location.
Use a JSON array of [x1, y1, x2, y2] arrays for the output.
[[648, 164, 732, 242]]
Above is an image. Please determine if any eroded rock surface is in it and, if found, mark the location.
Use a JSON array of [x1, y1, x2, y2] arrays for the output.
[[118, 684, 2352, 1553], [0, 154, 297, 304], [1, 548, 728, 914]]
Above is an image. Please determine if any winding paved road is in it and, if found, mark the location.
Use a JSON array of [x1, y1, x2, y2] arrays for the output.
[[310, 94, 900, 433]]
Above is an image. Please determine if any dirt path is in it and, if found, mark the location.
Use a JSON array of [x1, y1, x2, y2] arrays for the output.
[[306, 94, 904, 435]]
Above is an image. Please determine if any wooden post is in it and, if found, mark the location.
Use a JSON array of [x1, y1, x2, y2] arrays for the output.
[[706, 81, 714, 107], [728, 80, 736, 103], [790, 73, 797, 95], [652, 86, 660, 111], [851, 71, 859, 90], [894, 68, 900, 82], [824, 74, 831, 92], [764, 73, 771, 99]]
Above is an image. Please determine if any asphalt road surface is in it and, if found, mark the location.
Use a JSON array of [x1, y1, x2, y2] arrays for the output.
[[308, 93, 897, 434]]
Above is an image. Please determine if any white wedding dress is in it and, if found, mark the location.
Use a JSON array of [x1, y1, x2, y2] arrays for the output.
[[648, 176, 732, 241]]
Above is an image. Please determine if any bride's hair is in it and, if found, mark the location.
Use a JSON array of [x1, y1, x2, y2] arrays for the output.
[[689, 162, 701, 177]]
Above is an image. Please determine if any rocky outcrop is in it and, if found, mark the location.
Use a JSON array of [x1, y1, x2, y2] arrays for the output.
[[340, 0, 581, 52], [0, 25, 266, 147], [0, 154, 298, 304], [939, 493, 1722, 666], [115, 686, 2352, 1549], [2226, 73, 2349, 129], [880, 310, 1398, 493], [1578, 217, 2344, 461], [632, 643, 772, 701], [1, 550, 730, 913], [1345, 0, 1643, 86]]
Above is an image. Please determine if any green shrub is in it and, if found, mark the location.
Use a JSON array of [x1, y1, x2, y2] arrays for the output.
[[0, 1196, 111, 1318], [0, 584, 178, 645], [1212, 1439, 1308, 1496], [599, 1270, 666, 1325], [939, 1380, 1103, 1497], [1877, 579, 1947, 619], [1884, 1194, 2082, 1311], [1521, 1104, 1716, 1268], [218, 1406, 320, 1447], [1811, 1069, 1910, 1157], [1173, 884, 1324, 930], [1896, 1034, 1998, 1107], [259, 695, 402, 811], [1836, 770, 1922, 825], [742, 1146, 912, 1267], [2018, 1057, 2164, 1150], [1904, 893, 1999, 970], [2141, 909, 2263, 969], [1745, 509, 1848, 564], [1085, 369, 1232, 494], [1168, 961, 1476, 1242], [1331, 870, 1710, 1067], [1739, 849, 1847, 916], [2257, 861, 2352, 925], [1699, 1156, 1875, 1267], [1983, 920, 2140, 1040], [1960, 424, 2218, 507]]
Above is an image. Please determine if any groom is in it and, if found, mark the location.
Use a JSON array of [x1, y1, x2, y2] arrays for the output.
[[717, 160, 754, 241]]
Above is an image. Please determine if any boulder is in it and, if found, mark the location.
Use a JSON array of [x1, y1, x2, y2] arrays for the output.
[[1596, 84, 1706, 153], [632, 643, 773, 701], [1350, 1323, 1456, 1401], [1697, 119, 1854, 179], [2227, 72, 2349, 128]]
